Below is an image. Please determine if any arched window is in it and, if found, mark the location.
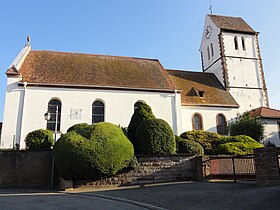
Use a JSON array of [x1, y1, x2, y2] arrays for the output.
[[241, 37, 246, 51], [47, 99, 62, 132], [207, 46, 210, 60], [92, 100, 104, 124], [134, 101, 145, 111], [216, 114, 227, 135], [234, 36, 239, 50], [192, 113, 203, 131], [211, 43, 214, 57]]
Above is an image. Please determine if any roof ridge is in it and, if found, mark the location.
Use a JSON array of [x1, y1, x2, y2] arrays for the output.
[[261, 106, 280, 112], [31, 50, 159, 62], [166, 69, 215, 75], [208, 14, 243, 19]]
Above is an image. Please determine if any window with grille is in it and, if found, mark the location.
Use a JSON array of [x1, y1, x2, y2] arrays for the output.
[[192, 113, 203, 130], [216, 114, 227, 135], [92, 100, 105, 123], [47, 99, 61, 132]]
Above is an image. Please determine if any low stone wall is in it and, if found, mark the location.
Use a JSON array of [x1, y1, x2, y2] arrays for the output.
[[0, 150, 53, 187], [75, 155, 197, 188]]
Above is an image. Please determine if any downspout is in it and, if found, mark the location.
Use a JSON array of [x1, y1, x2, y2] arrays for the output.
[[19, 82, 27, 149], [173, 89, 181, 135]]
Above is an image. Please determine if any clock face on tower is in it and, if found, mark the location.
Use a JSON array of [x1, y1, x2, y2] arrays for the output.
[[204, 25, 213, 39]]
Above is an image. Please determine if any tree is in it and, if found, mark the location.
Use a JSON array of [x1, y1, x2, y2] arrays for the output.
[[127, 103, 155, 145], [228, 112, 264, 142]]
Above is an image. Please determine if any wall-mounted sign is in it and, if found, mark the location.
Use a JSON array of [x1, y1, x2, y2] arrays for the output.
[[70, 109, 82, 119]]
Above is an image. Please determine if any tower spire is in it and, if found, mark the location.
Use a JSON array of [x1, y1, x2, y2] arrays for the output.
[[209, 1, 213, 15]]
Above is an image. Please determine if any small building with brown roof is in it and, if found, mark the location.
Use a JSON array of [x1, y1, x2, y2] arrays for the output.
[[250, 107, 280, 146]]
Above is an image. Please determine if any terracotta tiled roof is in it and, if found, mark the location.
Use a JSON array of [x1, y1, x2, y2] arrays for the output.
[[18, 50, 175, 91], [250, 107, 280, 119], [6, 65, 20, 76], [209, 14, 256, 34], [166, 70, 239, 107]]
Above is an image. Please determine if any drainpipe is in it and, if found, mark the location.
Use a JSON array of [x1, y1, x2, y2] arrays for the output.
[[18, 82, 27, 149], [174, 89, 181, 135]]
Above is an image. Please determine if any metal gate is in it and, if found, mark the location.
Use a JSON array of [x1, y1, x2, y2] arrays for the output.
[[206, 155, 256, 182]]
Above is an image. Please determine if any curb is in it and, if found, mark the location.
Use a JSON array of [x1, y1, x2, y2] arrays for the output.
[[66, 191, 168, 210]]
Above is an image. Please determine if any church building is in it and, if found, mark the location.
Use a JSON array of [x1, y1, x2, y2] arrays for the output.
[[1, 14, 280, 149]]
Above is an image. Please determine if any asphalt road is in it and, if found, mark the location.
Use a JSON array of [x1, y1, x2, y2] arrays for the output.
[[0, 181, 280, 210], [75, 181, 280, 210]]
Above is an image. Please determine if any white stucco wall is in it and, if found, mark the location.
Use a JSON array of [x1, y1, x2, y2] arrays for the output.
[[1, 83, 177, 149], [200, 15, 221, 73], [261, 119, 280, 147], [180, 105, 239, 133]]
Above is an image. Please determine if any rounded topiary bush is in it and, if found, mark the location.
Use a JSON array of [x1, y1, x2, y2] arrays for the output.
[[213, 135, 263, 155], [135, 119, 175, 155], [180, 130, 222, 155], [53, 122, 134, 180], [127, 103, 155, 145], [67, 123, 92, 138], [25, 129, 54, 151], [176, 139, 204, 156]]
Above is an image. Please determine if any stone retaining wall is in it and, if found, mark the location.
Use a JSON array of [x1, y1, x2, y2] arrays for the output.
[[0, 150, 53, 187], [75, 155, 197, 188]]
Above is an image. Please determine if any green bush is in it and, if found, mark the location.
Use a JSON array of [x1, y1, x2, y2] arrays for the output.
[[135, 119, 175, 155], [176, 138, 204, 156], [53, 122, 134, 180], [228, 113, 264, 142], [180, 130, 221, 154], [25, 129, 54, 151], [213, 135, 263, 155], [67, 123, 92, 138], [180, 130, 262, 155], [127, 103, 155, 146]]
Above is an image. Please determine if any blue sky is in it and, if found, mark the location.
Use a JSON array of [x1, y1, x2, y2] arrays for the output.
[[0, 0, 279, 121]]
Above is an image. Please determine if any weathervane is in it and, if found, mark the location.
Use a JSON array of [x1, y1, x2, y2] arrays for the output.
[[209, 1, 213, 15]]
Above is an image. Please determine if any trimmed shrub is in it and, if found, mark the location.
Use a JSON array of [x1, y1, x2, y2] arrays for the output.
[[127, 103, 155, 145], [175, 135, 183, 152], [180, 130, 221, 154], [25, 129, 54, 151], [228, 113, 264, 142], [135, 119, 175, 155], [176, 139, 204, 156], [53, 122, 134, 180], [180, 130, 263, 155], [213, 135, 263, 155], [67, 123, 92, 138]]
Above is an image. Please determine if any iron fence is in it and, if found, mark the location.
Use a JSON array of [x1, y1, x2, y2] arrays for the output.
[[206, 155, 256, 182]]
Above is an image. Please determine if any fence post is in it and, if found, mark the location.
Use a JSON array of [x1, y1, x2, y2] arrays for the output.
[[232, 157, 236, 183], [254, 148, 280, 186]]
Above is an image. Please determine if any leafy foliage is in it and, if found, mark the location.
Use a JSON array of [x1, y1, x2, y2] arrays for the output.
[[213, 135, 263, 155], [25, 129, 54, 151], [180, 130, 221, 154], [53, 122, 134, 180], [228, 112, 264, 142], [176, 136, 204, 156], [127, 103, 155, 146], [180, 130, 263, 155], [135, 119, 175, 155]]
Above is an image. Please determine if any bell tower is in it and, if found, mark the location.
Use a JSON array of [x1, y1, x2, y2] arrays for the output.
[[199, 14, 269, 113]]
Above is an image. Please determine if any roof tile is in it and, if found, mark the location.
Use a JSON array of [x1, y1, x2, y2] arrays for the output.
[[209, 14, 256, 33], [19, 50, 175, 91], [166, 69, 239, 107]]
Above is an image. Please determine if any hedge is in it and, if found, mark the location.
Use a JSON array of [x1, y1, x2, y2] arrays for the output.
[[135, 119, 175, 155], [53, 122, 134, 180], [25, 129, 54, 151]]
